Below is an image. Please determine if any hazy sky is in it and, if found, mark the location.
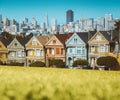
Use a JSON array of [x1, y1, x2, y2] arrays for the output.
[[0, 0, 120, 24]]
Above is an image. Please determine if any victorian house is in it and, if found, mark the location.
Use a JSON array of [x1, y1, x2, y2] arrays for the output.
[[88, 31, 111, 68], [25, 35, 50, 65], [7, 35, 32, 64], [45, 33, 73, 66], [0, 33, 13, 64], [66, 32, 88, 67]]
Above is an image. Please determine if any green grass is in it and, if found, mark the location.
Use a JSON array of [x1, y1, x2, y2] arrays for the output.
[[0, 66, 120, 100]]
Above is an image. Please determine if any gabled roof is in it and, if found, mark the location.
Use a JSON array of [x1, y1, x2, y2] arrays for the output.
[[99, 31, 111, 42], [15, 34, 33, 47], [36, 35, 52, 45], [0, 34, 14, 47], [76, 32, 88, 43], [55, 33, 73, 45], [75, 31, 96, 43], [88, 31, 111, 43]]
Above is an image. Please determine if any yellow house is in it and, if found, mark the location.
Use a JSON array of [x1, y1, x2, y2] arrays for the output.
[[0, 35, 13, 64], [88, 31, 111, 68], [25, 35, 50, 65]]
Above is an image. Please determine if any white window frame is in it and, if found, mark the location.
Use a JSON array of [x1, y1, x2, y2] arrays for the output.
[[99, 46, 106, 52], [17, 51, 22, 57], [11, 51, 15, 57], [35, 49, 40, 56], [29, 50, 33, 56]]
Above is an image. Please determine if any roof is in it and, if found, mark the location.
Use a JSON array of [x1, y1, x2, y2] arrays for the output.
[[16, 34, 33, 47], [76, 31, 96, 43], [99, 31, 111, 42], [55, 33, 73, 45], [0, 32, 14, 47], [76, 32, 88, 43], [36, 35, 51, 45]]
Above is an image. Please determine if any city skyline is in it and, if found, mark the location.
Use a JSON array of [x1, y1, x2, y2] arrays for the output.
[[0, 0, 120, 24]]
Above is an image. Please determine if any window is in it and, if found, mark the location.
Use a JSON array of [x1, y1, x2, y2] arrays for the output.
[[41, 50, 43, 56], [35, 49, 40, 56], [52, 48, 55, 55], [22, 52, 25, 57], [96, 35, 101, 41], [82, 49, 85, 54], [91, 46, 95, 53], [56, 48, 60, 54], [29, 50, 33, 56], [14, 43, 17, 46], [70, 48, 72, 53], [32, 39, 37, 45], [49, 48, 52, 54], [53, 40, 56, 44], [74, 38, 77, 43], [11, 52, 15, 57], [17, 51, 22, 57], [61, 48, 64, 55], [77, 48, 81, 54], [99, 46, 105, 52]]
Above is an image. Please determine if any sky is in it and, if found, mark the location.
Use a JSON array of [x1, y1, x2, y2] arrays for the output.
[[0, 0, 120, 24]]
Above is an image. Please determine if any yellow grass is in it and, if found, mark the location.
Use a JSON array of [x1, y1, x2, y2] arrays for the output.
[[0, 66, 120, 100]]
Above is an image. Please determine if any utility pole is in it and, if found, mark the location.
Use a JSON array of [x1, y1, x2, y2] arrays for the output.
[[114, 20, 120, 58]]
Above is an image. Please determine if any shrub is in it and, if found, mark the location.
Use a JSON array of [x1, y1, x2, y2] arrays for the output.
[[72, 59, 89, 67], [29, 61, 45, 67], [97, 56, 119, 70], [49, 59, 65, 68], [8, 62, 24, 66], [0, 60, 3, 65]]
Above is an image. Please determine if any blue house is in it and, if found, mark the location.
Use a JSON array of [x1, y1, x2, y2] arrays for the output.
[[66, 32, 89, 67]]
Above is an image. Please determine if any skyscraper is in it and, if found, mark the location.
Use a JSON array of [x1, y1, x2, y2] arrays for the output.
[[45, 13, 49, 28], [32, 17, 37, 27], [66, 10, 74, 24], [0, 14, 2, 28], [97, 17, 105, 31], [105, 14, 113, 31], [24, 18, 28, 24]]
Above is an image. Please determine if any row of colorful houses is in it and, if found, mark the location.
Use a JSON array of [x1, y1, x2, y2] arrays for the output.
[[0, 31, 119, 68]]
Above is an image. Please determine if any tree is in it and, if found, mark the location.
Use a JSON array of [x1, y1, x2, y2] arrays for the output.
[[114, 20, 120, 31], [97, 56, 119, 70], [72, 59, 89, 67]]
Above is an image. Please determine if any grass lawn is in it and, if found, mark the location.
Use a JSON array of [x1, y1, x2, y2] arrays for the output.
[[0, 66, 120, 100]]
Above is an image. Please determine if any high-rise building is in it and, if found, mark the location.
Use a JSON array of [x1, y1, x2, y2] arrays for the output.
[[0, 14, 2, 28], [51, 19, 57, 33], [3, 17, 10, 26], [66, 10, 74, 24], [32, 17, 37, 27], [24, 18, 28, 24], [10, 19, 16, 26], [97, 17, 105, 31], [45, 13, 49, 28], [86, 18, 94, 31], [105, 14, 113, 31]]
